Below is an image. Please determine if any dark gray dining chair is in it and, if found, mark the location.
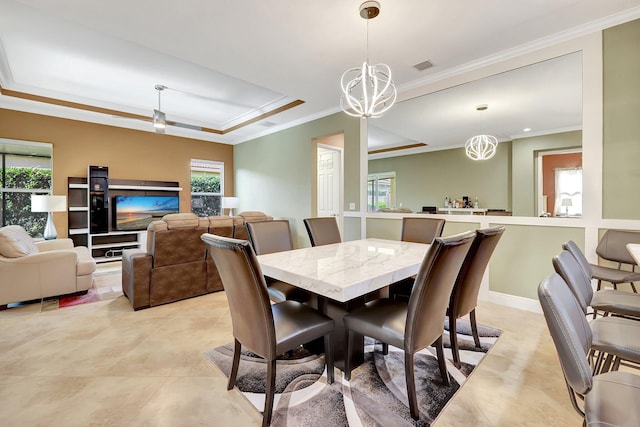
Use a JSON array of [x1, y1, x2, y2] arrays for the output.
[[303, 217, 342, 247], [400, 217, 446, 244], [538, 273, 640, 426], [564, 238, 640, 293], [552, 250, 640, 373], [448, 226, 505, 368], [391, 217, 447, 301], [245, 220, 309, 303], [201, 233, 335, 427], [343, 231, 475, 420], [556, 246, 640, 319], [594, 230, 640, 292]]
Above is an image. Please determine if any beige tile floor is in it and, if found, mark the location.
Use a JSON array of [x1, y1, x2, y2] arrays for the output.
[[0, 271, 582, 427]]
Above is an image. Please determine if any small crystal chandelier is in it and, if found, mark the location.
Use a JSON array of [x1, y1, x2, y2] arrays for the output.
[[465, 104, 497, 160], [340, 1, 397, 119], [153, 84, 166, 134]]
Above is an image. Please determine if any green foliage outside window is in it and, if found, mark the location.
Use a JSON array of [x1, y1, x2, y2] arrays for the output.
[[191, 175, 221, 217], [2, 167, 51, 237]]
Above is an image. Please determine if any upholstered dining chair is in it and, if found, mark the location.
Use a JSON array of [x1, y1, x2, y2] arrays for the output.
[[448, 226, 505, 368], [538, 273, 640, 426], [400, 217, 446, 244], [343, 231, 475, 420], [303, 217, 342, 247], [390, 217, 447, 302], [245, 220, 309, 303], [552, 250, 640, 373], [201, 233, 335, 427], [556, 245, 640, 319], [564, 238, 640, 293], [594, 230, 640, 292]]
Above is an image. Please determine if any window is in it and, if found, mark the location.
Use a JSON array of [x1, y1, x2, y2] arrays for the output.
[[554, 168, 582, 217], [368, 172, 396, 212], [1, 143, 53, 237], [190, 159, 223, 217]]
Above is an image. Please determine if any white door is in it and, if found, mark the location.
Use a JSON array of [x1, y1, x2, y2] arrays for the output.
[[317, 146, 342, 229]]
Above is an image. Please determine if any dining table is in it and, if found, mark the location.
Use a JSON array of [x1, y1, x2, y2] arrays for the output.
[[257, 238, 430, 368]]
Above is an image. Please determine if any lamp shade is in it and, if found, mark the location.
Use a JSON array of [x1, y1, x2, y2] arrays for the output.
[[31, 195, 67, 213], [221, 197, 240, 209], [561, 198, 573, 207]]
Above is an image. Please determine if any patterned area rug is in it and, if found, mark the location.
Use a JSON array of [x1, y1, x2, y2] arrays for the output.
[[40, 269, 123, 311], [204, 318, 501, 426]]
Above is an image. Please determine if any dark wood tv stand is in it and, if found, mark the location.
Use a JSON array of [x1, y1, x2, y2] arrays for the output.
[[67, 173, 181, 263]]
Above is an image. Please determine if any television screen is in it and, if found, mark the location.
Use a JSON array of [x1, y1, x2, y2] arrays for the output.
[[113, 195, 179, 231]]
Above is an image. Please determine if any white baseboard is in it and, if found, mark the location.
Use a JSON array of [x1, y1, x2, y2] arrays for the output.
[[485, 291, 542, 314]]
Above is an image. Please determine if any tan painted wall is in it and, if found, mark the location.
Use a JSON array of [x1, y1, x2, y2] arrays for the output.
[[0, 108, 233, 238]]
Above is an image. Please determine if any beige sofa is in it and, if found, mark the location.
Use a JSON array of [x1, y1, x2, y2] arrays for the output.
[[122, 212, 273, 310], [0, 225, 96, 308]]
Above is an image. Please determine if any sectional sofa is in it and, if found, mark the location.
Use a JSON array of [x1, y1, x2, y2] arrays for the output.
[[121, 211, 272, 310]]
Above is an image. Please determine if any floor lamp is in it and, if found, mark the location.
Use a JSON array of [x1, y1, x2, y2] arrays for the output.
[[31, 195, 67, 240]]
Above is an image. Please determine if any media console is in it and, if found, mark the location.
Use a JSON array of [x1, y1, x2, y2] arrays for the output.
[[67, 166, 182, 263]]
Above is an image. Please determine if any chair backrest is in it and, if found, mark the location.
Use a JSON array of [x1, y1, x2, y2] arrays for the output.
[[562, 240, 592, 282], [406, 230, 475, 352], [400, 217, 446, 244], [303, 217, 342, 247], [552, 250, 593, 315], [596, 229, 640, 265], [245, 220, 294, 255], [538, 273, 593, 396], [450, 226, 505, 318], [201, 233, 276, 359]]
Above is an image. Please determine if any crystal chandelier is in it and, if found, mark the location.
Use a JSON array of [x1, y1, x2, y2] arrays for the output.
[[340, 1, 397, 119], [465, 105, 497, 160]]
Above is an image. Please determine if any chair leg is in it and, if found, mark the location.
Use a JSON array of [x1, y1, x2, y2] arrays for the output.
[[631, 282, 638, 293], [404, 351, 419, 420], [597, 279, 602, 291], [324, 333, 334, 384], [382, 343, 389, 355], [263, 359, 277, 427], [469, 309, 481, 348], [344, 329, 353, 381], [449, 315, 461, 369], [435, 336, 450, 386], [228, 339, 241, 390]]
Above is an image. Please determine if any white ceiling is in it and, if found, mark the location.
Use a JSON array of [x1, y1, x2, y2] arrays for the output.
[[0, 0, 639, 149]]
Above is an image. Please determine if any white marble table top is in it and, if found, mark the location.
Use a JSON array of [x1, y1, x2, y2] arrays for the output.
[[627, 243, 640, 266], [257, 238, 430, 303]]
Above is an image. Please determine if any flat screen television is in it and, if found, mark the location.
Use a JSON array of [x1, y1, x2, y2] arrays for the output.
[[113, 195, 179, 231]]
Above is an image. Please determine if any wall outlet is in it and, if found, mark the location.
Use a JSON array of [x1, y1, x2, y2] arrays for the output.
[[349, 202, 356, 210]]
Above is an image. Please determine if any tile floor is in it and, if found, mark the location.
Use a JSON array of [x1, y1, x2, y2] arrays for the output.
[[0, 270, 582, 426]]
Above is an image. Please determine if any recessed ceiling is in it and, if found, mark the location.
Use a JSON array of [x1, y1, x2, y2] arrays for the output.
[[0, 0, 639, 147]]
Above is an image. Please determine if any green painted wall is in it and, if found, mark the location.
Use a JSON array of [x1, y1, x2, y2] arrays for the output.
[[511, 131, 582, 217], [603, 19, 640, 219], [234, 112, 361, 248], [368, 142, 512, 213], [489, 224, 584, 299]]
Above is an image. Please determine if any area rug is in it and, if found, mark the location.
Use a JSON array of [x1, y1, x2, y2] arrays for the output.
[[204, 318, 501, 426], [41, 270, 123, 311]]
